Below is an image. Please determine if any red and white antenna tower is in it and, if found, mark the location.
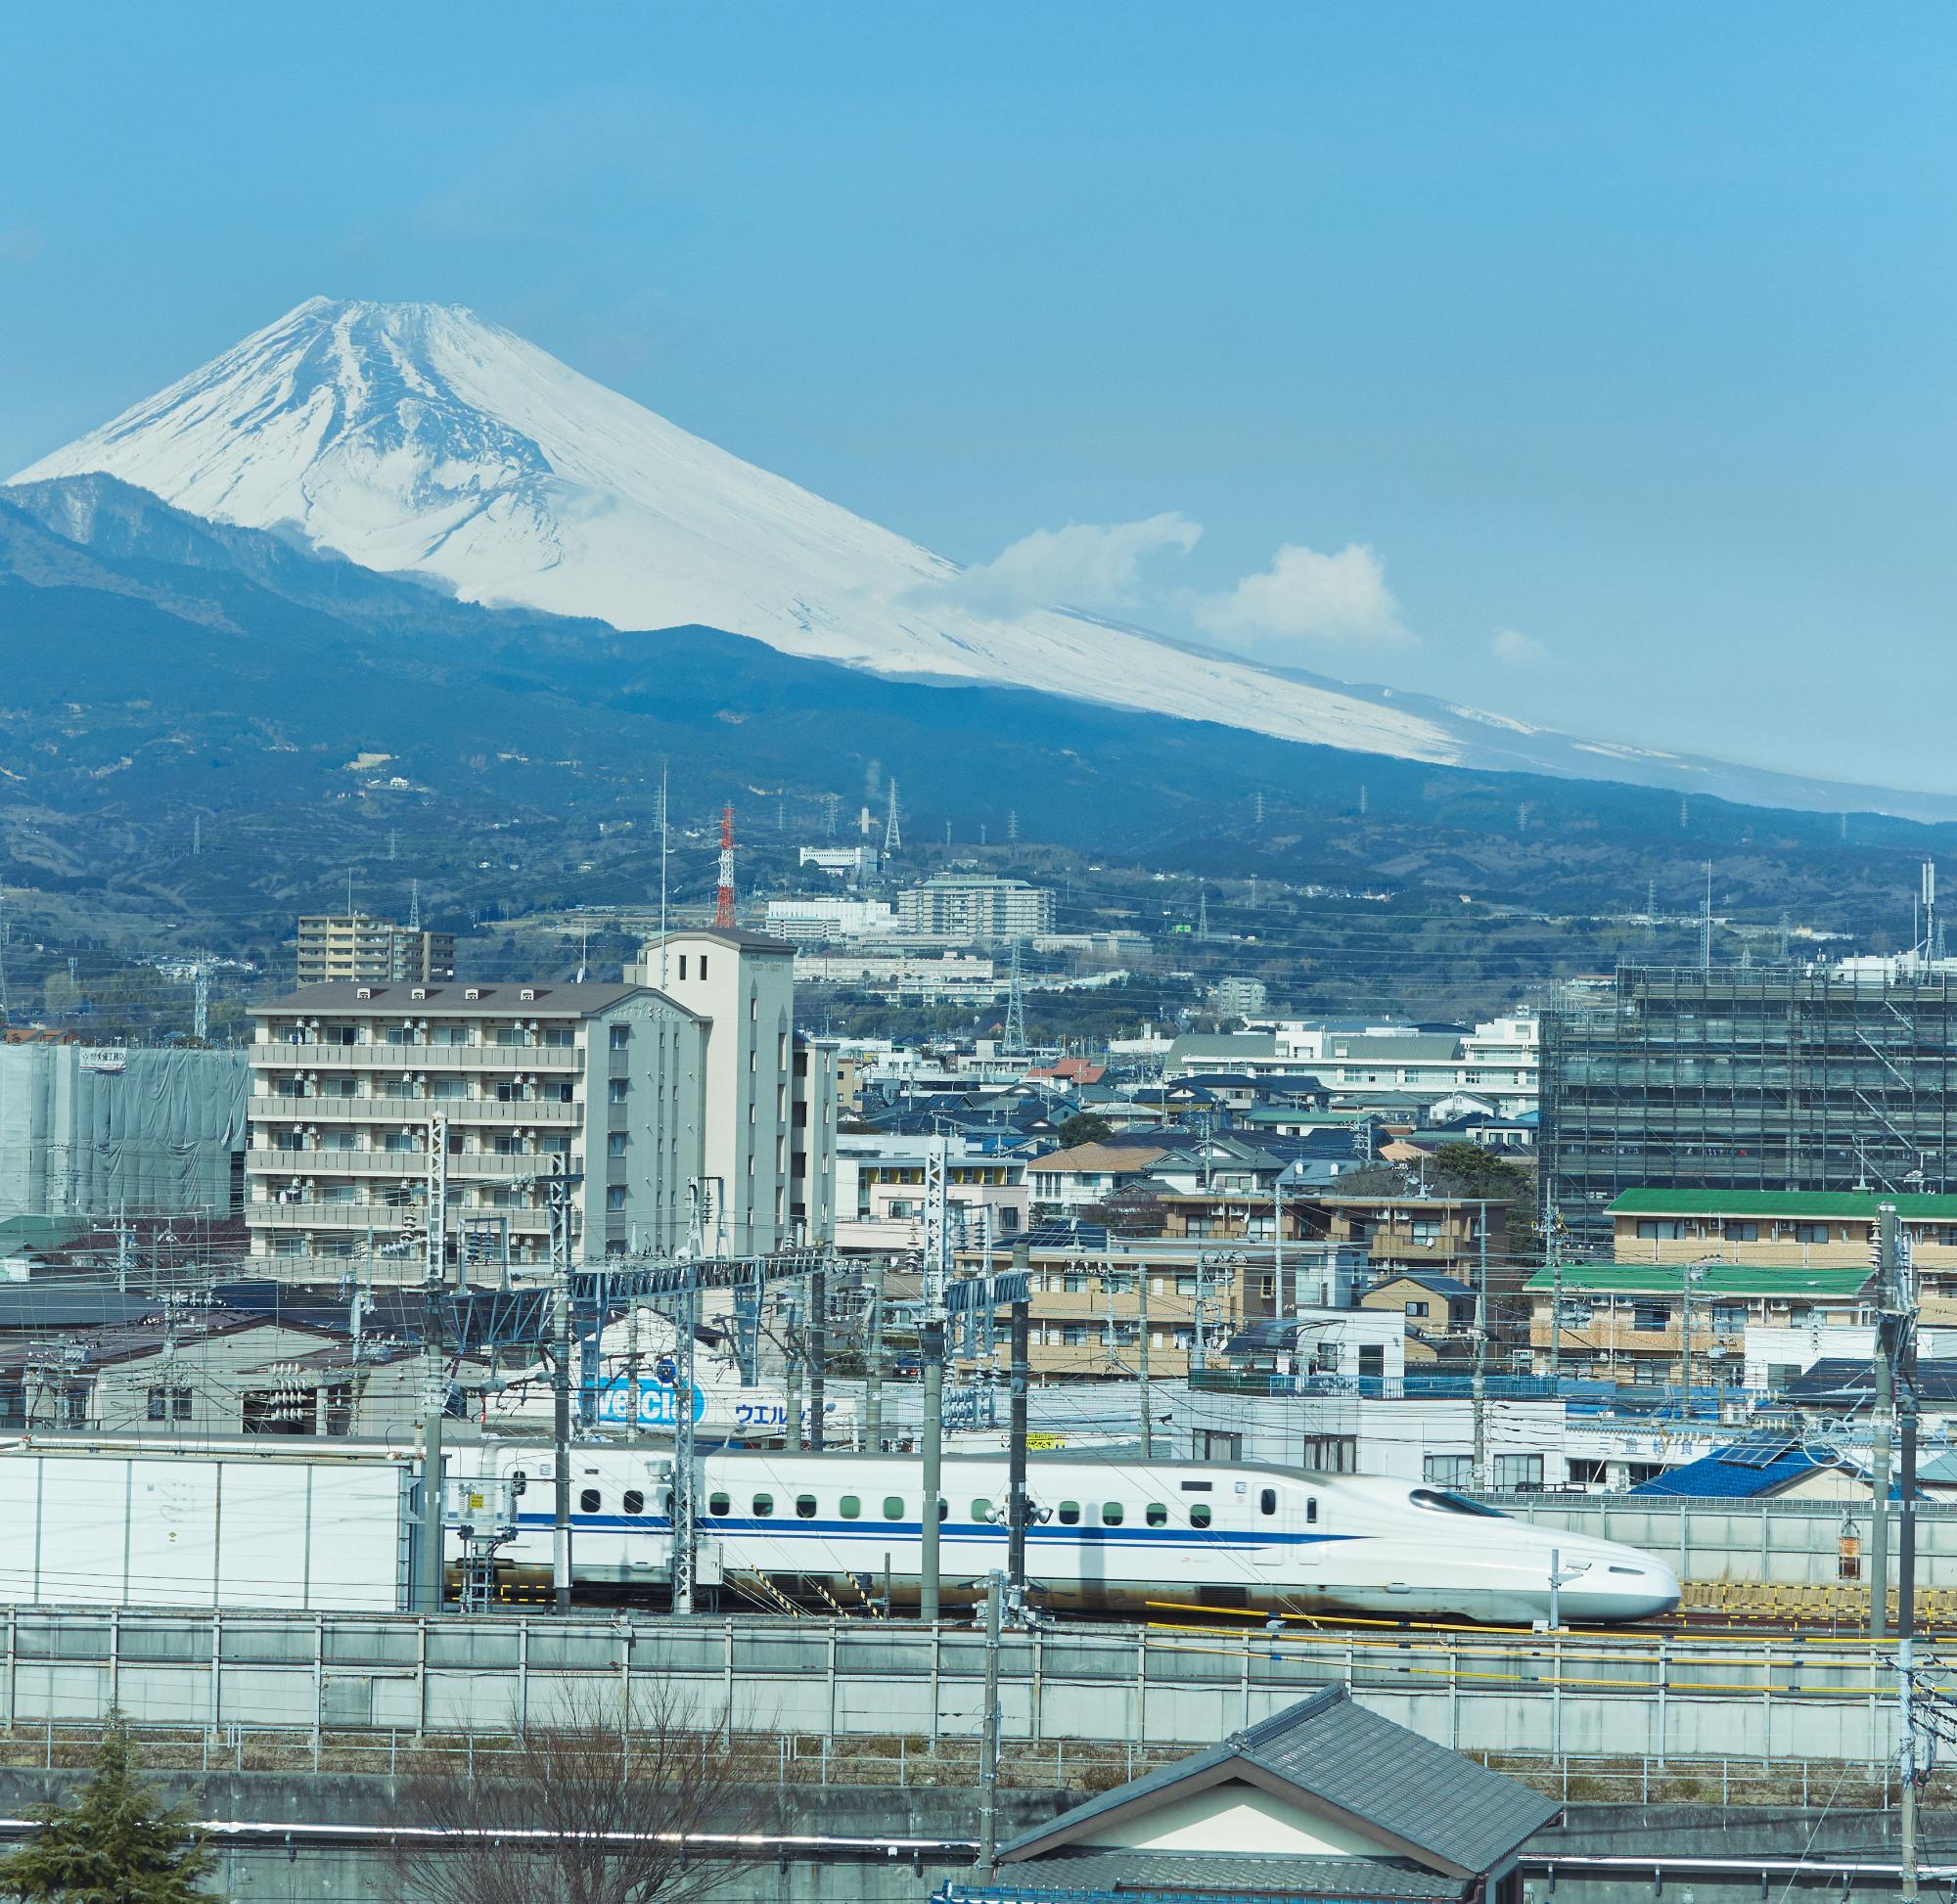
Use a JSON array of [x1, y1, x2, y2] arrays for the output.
[[714, 805, 737, 929]]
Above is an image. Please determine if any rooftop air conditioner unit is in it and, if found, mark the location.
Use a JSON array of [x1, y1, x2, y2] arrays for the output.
[[520, 988, 537, 1003], [356, 986, 372, 1000], [411, 987, 428, 1001], [465, 988, 481, 1002]]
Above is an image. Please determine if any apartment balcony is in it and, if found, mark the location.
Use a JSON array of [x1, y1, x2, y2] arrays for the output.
[[250, 1044, 582, 1072], [246, 1149, 580, 1179], [251, 1094, 580, 1124], [247, 1201, 552, 1233]]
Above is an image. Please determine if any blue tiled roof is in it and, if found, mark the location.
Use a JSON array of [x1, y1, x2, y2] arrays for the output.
[[1631, 1442, 1835, 1498]]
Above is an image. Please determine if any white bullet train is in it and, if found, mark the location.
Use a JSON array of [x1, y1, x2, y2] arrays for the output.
[[475, 1446, 1681, 1625]]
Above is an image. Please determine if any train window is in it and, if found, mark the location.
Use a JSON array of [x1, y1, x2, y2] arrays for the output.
[[796, 1494, 818, 1519], [1409, 1489, 1504, 1518], [840, 1496, 861, 1519], [1258, 1488, 1277, 1517], [972, 1499, 994, 1522], [708, 1491, 730, 1517], [883, 1496, 904, 1520], [752, 1493, 775, 1518], [1145, 1503, 1167, 1527], [1057, 1501, 1080, 1525], [934, 1496, 948, 1523], [1306, 1498, 1318, 1524], [578, 1489, 601, 1514], [1190, 1503, 1212, 1528], [1101, 1502, 1123, 1525], [622, 1489, 645, 1517]]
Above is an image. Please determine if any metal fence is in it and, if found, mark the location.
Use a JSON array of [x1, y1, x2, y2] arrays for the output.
[[0, 1605, 1943, 1767]]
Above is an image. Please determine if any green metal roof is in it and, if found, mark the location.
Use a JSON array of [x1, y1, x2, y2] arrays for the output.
[[1608, 1189, 1957, 1220], [1525, 1262, 1874, 1296]]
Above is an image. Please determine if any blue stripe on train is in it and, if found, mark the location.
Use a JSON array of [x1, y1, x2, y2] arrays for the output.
[[512, 1513, 1353, 1548]]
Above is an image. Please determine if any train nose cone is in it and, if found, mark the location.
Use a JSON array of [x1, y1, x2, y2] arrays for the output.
[[1580, 1558, 1681, 1621]]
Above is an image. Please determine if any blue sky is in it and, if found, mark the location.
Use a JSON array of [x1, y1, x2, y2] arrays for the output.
[[4, 6, 1954, 790]]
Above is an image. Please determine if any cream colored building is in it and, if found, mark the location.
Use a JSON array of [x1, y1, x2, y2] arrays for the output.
[[296, 912, 455, 987], [626, 929, 798, 1257], [247, 980, 705, 1272]]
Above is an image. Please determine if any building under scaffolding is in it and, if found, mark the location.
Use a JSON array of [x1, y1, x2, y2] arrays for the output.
[[1541, 963, 1957, 1251]]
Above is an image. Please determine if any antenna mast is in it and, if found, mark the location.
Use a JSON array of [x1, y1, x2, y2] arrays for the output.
[[714, 804, 737, 929], [658, 763, 670, 986]]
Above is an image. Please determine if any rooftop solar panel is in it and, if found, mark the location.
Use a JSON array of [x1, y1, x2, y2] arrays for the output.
[[1719, 1435, 1797, 1469]]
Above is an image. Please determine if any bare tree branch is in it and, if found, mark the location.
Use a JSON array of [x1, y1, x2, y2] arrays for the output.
[[386, 1681, 772, 1904]]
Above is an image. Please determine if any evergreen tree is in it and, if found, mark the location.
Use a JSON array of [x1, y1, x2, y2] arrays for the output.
[[0, 1717, 213, 1903]]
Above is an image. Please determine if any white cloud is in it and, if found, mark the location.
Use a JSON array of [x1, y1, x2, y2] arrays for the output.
[[1490, 627, 1550, 666], [946, 513, 1202, 617], [1192, 542, 1407, 649]]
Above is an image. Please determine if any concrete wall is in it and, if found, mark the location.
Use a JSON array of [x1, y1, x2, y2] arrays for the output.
[[1486, 1494, 1957, 1589]]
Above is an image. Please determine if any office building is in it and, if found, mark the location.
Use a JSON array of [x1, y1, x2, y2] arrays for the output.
[[296, 913, 456, 987], [1541, 965, 1957, 1251]]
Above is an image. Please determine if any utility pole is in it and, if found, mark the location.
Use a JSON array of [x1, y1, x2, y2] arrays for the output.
[[1899, 1300, 1921, 1900], [976, 1570, 1004, 1881], [1273, 1175, 1286, 1319], [807, 1259, 827, 1452], [920, 1136, 948, 1621], [862, 1259, 886, 1451], [1547, 1206, 1563, 1389], [1006, 1240, 1031, 1597], [920, 1313, 944, 1623], [1472, 1204, 1488, 1489], [548, 1164, 576, 1616], [784, 1297, 802, 1453], [671, 1258, 700, 1614], [419, 1279, 446, 1615], [1872, 1202, 1899, 1639]]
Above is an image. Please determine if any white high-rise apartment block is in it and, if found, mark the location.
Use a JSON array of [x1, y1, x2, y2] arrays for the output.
[[625, 929, 798, 1257], [894, 874, 1055, 942]]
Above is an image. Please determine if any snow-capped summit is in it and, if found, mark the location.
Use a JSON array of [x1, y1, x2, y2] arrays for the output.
[[9, 296, 1460, 761], [17, 297, 1957, 819]]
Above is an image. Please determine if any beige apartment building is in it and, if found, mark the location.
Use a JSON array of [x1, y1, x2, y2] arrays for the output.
[[1523, 1261, 1876, 1380], [296, 913, 456, 987], [247, 978, 705, 1272], [247, 926, 826, 1272], [948, 1237, 1284, 1381]]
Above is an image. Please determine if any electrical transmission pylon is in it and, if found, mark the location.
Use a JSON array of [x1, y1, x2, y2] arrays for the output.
[[1003, 942, 1027, 1055], [884, 780, 902, 854], [714, 805, 737, 929]]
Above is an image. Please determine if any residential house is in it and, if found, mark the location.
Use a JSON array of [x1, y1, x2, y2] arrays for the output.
[[939, 1685, 1558, 1904]]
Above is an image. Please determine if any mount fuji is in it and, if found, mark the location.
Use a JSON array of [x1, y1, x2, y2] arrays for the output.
[[9, 295, 1950, 821]]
